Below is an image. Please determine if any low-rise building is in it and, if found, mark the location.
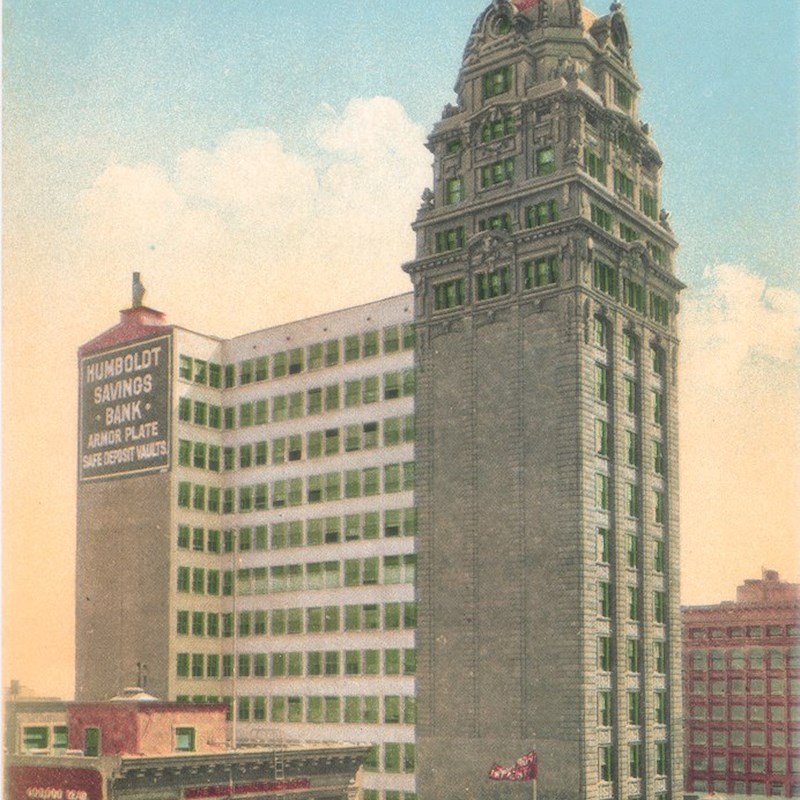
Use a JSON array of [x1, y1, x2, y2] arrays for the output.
[[683, 570, 800, 799], [6, 690, 367, 800]]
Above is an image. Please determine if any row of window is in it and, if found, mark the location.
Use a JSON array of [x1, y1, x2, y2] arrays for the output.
[[177, 556, 417, 596], [593, 259, 670, 325], [363, 791, 417, 800], [177, 415, 415, 474], [598, 583, 668, 622], [431, 255, 559, 312], [589, 207, 666, 267], [594, 320, 668, 378], [433, 197, 559, 256], [178, 649, 417, 684], [178, 370, 415, 430], [689, 647, 800, 671], [691, 678, 800, 697], [598, 688, 668, 727], [584, 148, 658, 215], [20, 725, 68, 752], [444, 146, 555, 205], [479, 64, 633, 116], [596, 528, 666, 572], [595, 475, 666, 525], [176, 462, 415, 513], [688, 625, 800, 641], [177, 510, 416, 554], [596, 365, 665, 423], [690, 704, 800, 722], [177, 325, 415, 387], [598, 741, 669, 782], [690, 779, 799, 798], [691, 755, 798, 775], [177, 603, 418, 638], [598, 637, 668, 673], [596, 421, 666, 474], [691, 727, 800, 748]]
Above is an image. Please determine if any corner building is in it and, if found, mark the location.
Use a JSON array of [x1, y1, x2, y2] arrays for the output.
[[77, 296, 419, 800], [403, 1, 683, 799]]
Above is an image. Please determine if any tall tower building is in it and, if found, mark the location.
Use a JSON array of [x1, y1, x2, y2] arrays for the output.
[[75, 4, 684, 800], [403, 2, 683, 799]]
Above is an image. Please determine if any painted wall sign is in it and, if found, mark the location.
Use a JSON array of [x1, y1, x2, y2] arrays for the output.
[[9, 766, 103, 800], [79, 335, 171, 481]]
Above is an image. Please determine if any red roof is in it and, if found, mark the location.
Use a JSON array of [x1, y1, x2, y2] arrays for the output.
[[79, 306, 171, 357], [513, 0, 540, 9]]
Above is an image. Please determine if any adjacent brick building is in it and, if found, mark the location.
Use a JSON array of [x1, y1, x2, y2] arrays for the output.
[[683, 571, 800, 799]]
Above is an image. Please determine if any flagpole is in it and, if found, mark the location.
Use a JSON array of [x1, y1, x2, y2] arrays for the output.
[[532, 776, 537, 800]]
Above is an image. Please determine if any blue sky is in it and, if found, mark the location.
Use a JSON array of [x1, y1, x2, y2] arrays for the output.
[[4, 1, 799, 697], [5, 0, 799, 291]]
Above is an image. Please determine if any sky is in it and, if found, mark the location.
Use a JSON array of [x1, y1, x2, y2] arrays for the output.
[[3, 0, 799, 699]]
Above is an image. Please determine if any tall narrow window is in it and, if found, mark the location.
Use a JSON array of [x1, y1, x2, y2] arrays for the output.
[[596, 364, 609, 403], [593, 260, 617, 295], [599, 745, 614, 782], [536, 146, 555, 175], [599, 691, 613, 726], [446, 177, 464, 205], [596, 419, 609, 457], [596, 474, 610, 510], [599, 581, 612, 618], [84, 728, 101, 757]]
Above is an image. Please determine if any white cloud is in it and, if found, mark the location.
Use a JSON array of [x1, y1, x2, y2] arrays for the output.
[[679, 263, 800, 603], [76, 97, 430, 334], [681, 263, 800, 370]]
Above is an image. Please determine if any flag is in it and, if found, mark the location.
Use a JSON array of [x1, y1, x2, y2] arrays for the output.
[[488, 751, 538, 782]]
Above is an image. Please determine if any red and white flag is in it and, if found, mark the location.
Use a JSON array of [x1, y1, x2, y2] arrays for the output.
[[488, 751, 538, 782]]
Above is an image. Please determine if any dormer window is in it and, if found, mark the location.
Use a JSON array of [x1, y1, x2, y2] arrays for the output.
[[446, 139, 463, 155], [483, 66, 512, 99]]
